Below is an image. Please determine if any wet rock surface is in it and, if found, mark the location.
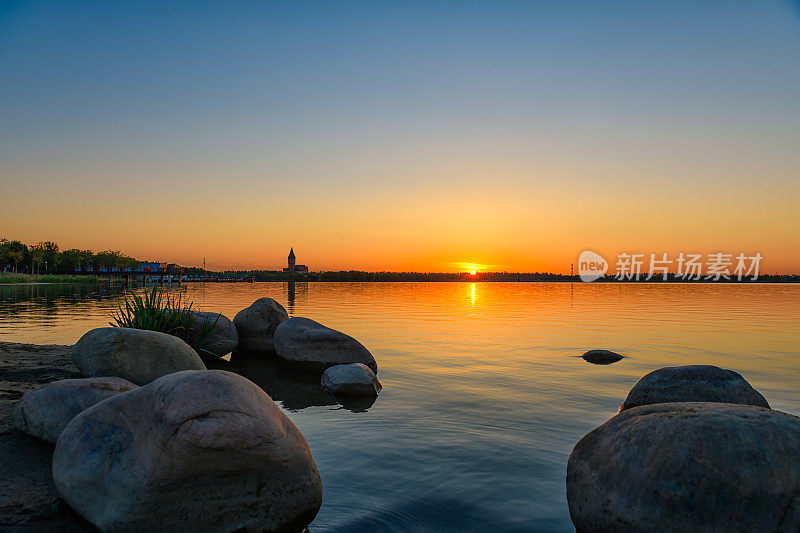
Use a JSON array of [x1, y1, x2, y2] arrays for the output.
[[567, 402, 800, 532], [321, 363, 382, 396], [188, 311, 238, 358], [619, 364, 769, 411], [275, 317, 377, 373], [71, 327, 206, 385], [233, 298, 289, 355], [53, 370, 323, 532], [14, 377, 137, 443], [581, 349, 623, 364]]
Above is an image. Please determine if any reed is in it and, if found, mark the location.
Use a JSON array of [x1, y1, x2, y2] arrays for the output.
[[109, 285, 219, 357], [110, 285, 195, 336]]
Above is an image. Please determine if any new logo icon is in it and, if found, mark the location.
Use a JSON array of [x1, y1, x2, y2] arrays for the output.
[[578, 250, 607, 282]]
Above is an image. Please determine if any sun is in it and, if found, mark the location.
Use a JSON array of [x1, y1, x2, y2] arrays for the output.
[[456, 262, 487, 275]]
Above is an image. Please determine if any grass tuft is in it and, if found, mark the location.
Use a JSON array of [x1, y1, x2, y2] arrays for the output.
[[109, 285, 220, 357]]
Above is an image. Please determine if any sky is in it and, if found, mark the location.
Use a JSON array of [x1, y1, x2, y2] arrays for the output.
[[1, 1, 799, 273]]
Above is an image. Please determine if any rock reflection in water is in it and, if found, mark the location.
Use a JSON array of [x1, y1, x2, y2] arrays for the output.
[[207, 352, 377, 412]]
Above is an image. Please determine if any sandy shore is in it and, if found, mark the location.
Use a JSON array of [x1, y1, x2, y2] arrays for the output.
[[0, 341, 94, 531]]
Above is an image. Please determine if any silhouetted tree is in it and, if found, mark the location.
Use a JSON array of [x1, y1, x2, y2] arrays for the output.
[[1, 240, 28, 274]]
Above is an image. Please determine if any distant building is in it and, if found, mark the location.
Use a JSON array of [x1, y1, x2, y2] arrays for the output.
[[283, 247, 309, 273], [76, 262, 184, 275]]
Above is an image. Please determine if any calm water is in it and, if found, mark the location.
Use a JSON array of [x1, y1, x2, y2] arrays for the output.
[[2, 282, 800, 532]]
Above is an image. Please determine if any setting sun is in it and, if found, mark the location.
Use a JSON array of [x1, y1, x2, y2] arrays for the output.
[[456, 262, 488, 274]]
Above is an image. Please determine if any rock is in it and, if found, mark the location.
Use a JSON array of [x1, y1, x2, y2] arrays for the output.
[[321, 363, 382, 396], [581, 349, 623, 364], [226, 353, 379, 413], [71, 327, 206, 386], [620, 365, 769, 411], [187, 311, 238, 358], [274, 317, 377, 373], [13, 377, 137, 444], [233, 298, 289, 354], [567, 402, 800, 532], [52, 370, 323, 532]]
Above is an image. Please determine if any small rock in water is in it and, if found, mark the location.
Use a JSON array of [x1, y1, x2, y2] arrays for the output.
[[52, 369, 323, 532], [275, 317, 377, 373], [619, 364, 769, 411], [187, 311, 238, 358], [567, 402, 800, 532], [71, 327, 206, 385], [322, 363, 382, 396], [13, 377, 137, 444], [233, 297, 289, 354], [581, 349, 623, 365]]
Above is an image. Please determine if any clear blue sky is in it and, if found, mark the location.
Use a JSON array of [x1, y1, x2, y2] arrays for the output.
[[1, 1, 799, 271]]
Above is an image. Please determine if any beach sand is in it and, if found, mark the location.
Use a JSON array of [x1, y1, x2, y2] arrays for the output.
[[0, 341, 94, 531]]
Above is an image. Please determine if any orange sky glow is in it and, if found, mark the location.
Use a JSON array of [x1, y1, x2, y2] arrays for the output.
[[1, 3, 799, 273]]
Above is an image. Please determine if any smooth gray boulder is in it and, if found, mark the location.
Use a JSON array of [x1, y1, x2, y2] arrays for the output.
[[275, 317, 377, 373], [321, 363, 382, 396], [582, 349, 623, 364], [620, 365, 769, 411], [52, 370, 323, 533], [187, 311, 238, 358], [567, 402, 800, 532], [233, 298, 289, 354], [13, 377, 137, 444], [71, 327, 206, 386]]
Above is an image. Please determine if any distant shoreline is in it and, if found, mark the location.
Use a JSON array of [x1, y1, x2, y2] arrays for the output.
[[219, 271, 800, 284], [2, 277, 798, 286], [0, 273, 104, 285]]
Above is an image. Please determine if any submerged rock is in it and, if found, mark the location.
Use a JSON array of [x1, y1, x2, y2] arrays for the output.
[[227, 352, 379, 413], [187, 311, 238, 358], [567, 402, 800, 532], [52, 370, 323, 533], [581, 349, 623, 364], [14, 377, 137, 444], [71, 327, 206, 386], [620, 364, 769, 411], [275, 317, 377, 373], [233, 298, 289, 354], [321, 363, 382, 396]]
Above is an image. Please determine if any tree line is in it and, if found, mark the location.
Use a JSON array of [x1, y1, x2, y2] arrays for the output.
[[0, 238, 142, 274]]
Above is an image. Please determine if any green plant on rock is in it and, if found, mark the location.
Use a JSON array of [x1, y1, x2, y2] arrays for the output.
[[110, 285, 219, 357]]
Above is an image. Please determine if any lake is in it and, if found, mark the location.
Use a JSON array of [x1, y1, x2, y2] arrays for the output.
[[2, 282, 799, 532]]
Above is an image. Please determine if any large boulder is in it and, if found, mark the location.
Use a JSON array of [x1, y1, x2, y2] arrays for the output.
[[187, 311, 238, 358], [321, 363, 382, 396], [233, 298, 289, 354], [567, 402, 800, 532], [13, 377, 137, 443], [274, 317, 377, 373], [71, 327, 206, 386], [620, 365, 769, 411], [52, 370, 323, 532]]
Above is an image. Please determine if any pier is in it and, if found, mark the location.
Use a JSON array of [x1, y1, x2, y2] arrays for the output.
[[75, 262, 253, 285]]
